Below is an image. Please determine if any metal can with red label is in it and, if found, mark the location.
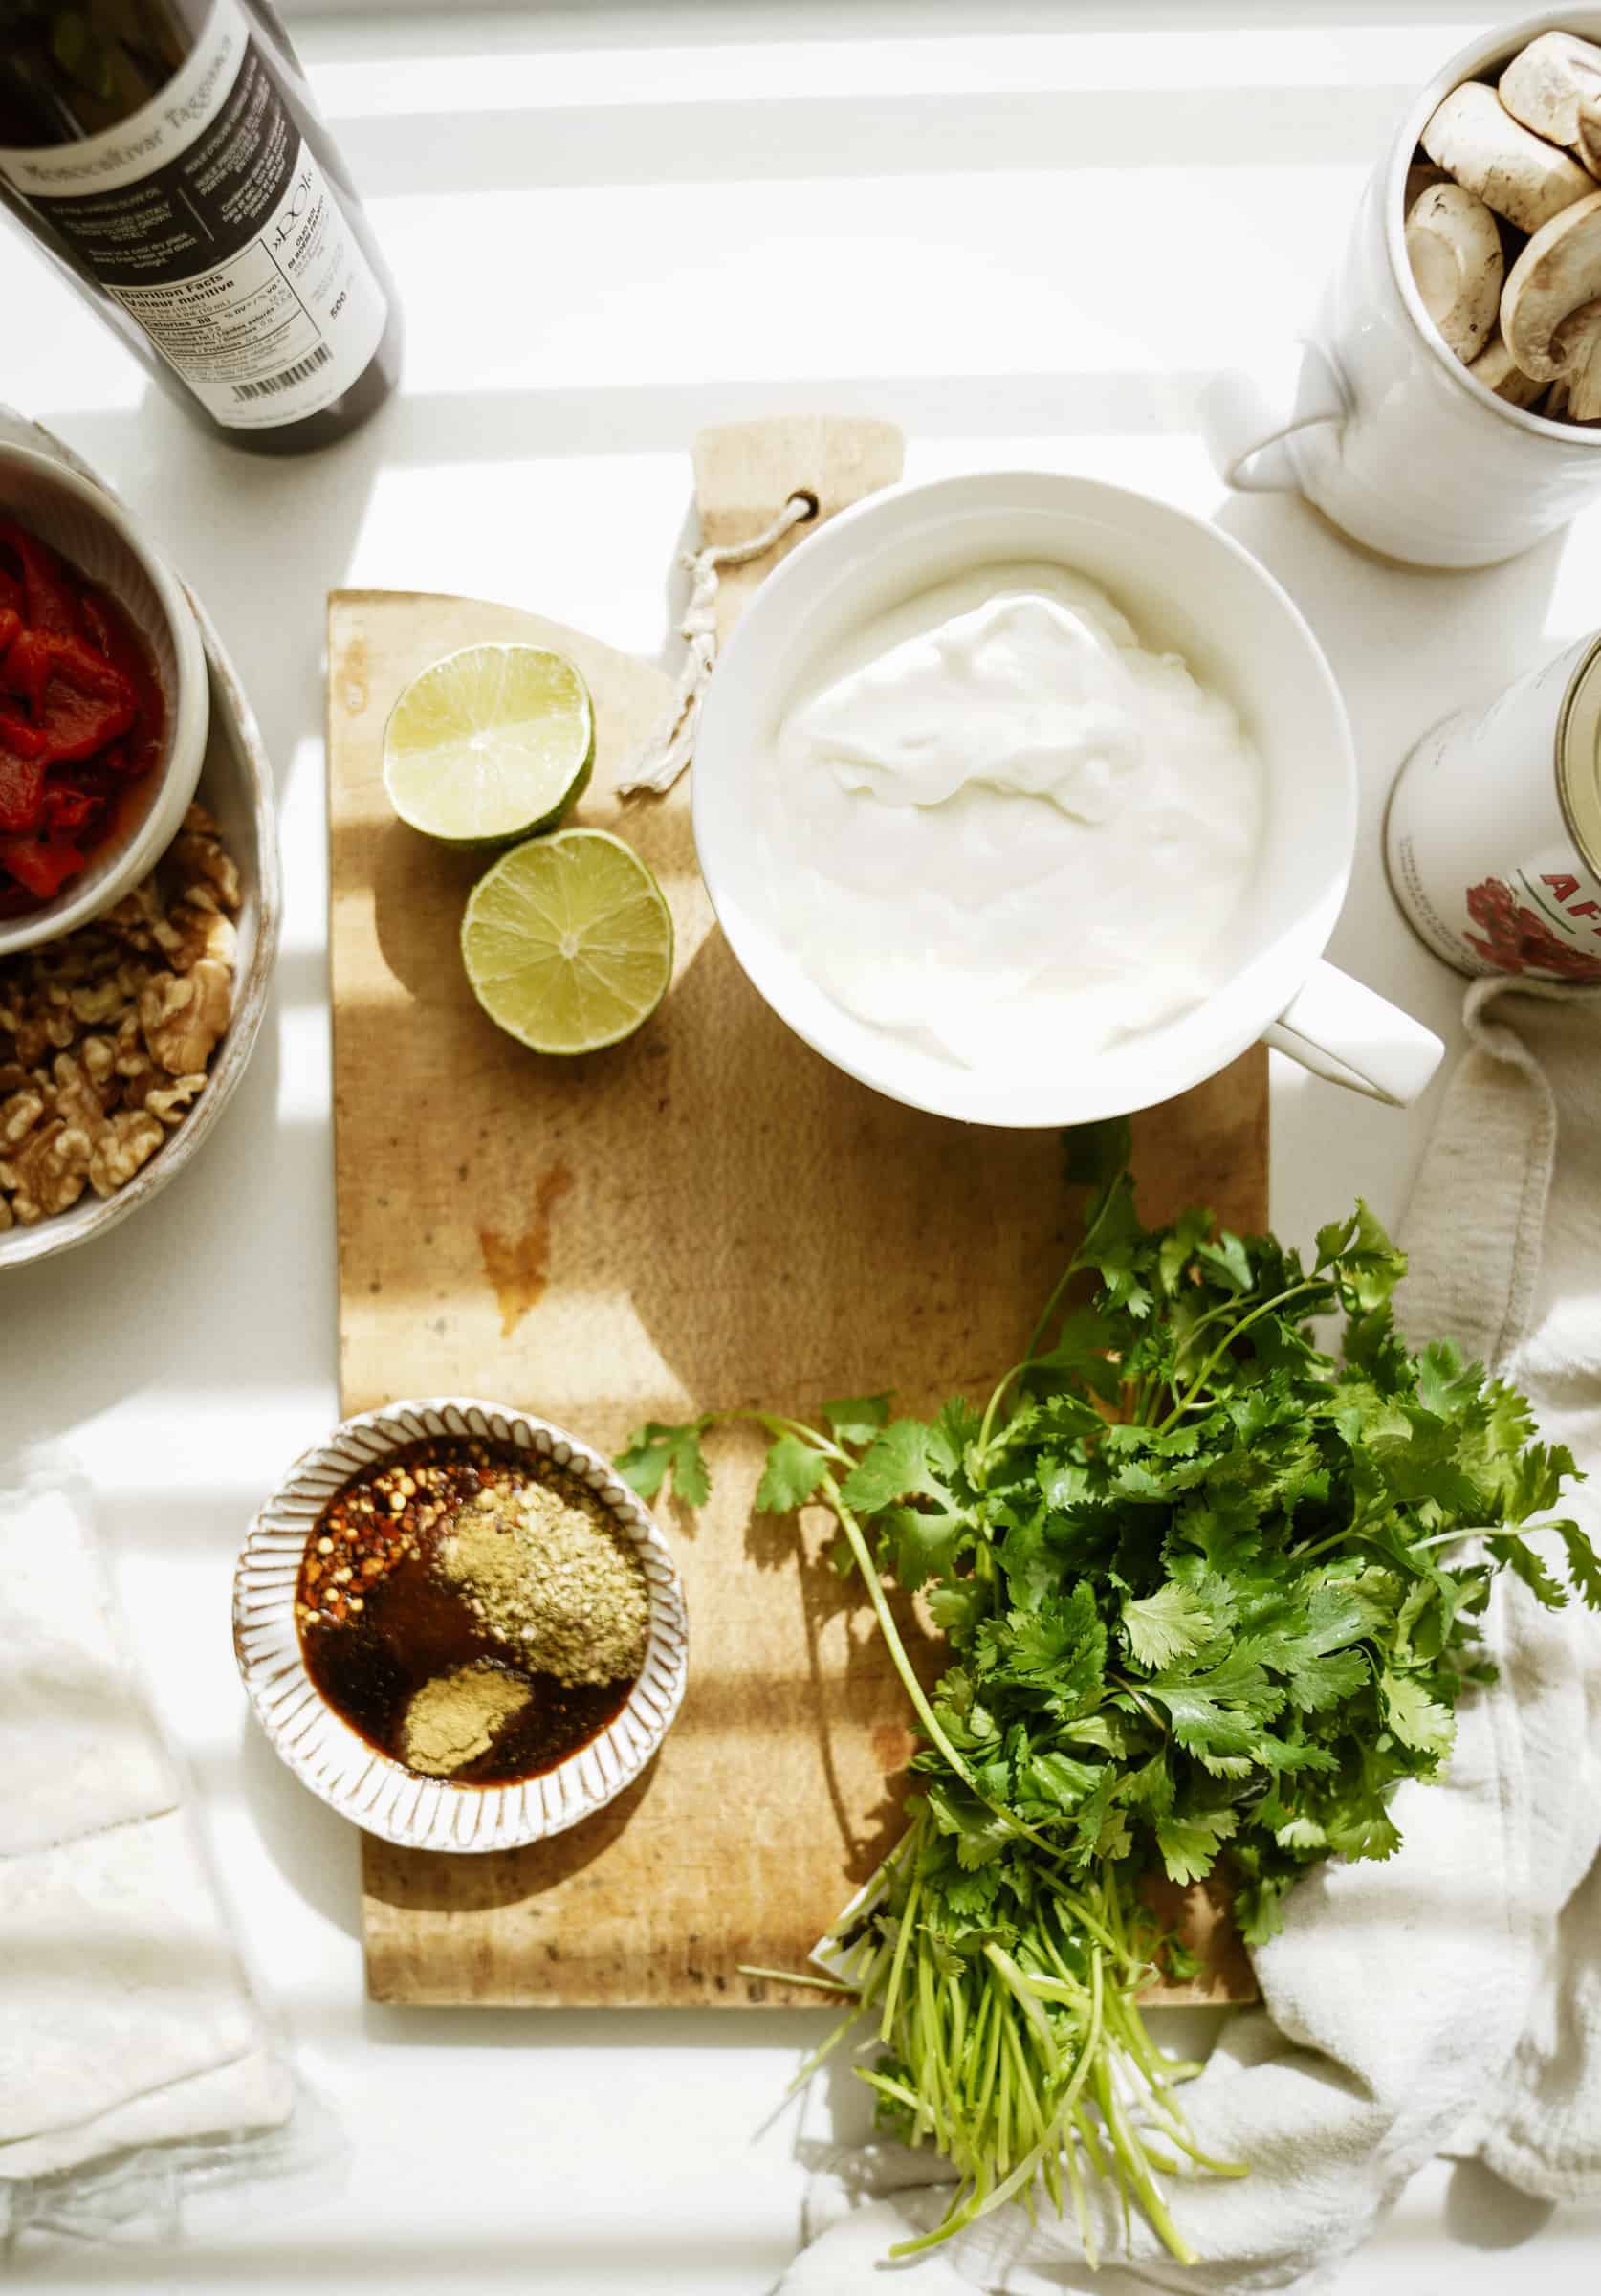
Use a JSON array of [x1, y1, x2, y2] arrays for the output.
[[1385, 633, 1601, 982]]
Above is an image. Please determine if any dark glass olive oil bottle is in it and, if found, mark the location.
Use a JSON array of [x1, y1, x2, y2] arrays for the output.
[[0, 0, 401, 452]]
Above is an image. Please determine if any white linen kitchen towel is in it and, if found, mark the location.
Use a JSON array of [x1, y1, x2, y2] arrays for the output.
[[0, 1478, 293, 2197], [779, 977, 1601, 2295]]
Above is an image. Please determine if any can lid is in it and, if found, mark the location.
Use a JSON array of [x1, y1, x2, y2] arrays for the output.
[[1558, 637, 1601, 876]]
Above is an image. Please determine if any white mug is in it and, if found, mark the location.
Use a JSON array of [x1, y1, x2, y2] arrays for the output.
[[1201, 10, 1601, 570], [691, 473, 1444, 1130]]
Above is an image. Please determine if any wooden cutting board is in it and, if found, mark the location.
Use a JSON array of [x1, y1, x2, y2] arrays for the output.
[[327, 418, 1267, 2008]]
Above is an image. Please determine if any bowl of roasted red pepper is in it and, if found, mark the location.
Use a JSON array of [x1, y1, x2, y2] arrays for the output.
[[0, 443, 208, 953]]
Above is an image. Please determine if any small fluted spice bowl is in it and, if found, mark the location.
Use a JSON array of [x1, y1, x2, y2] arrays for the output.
[[232, 1398, 689, 1852]]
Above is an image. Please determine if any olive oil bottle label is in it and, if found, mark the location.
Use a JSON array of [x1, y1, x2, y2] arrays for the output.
[[0, 0, 387, 430]]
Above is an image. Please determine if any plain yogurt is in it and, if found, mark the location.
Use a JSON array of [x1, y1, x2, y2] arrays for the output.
[[761, 563, 1263, 1073]]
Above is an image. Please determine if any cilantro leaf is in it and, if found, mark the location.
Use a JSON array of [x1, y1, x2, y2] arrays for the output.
[[1028, 1306, 1121, 1402], [1155, 1805, 1239, 1887], [976, 1587, 1107, 1718], [1120, 1581, 1216, 1670], [823, 1393, 892, 1447], [1156, 1207, 1214, 1299], [615, 1418, 711, 1505], [840, 1419, 936, 1513], [926, 1579, 987, 1639], [756, 1433, 828, 1513], [1559, 1520, 1601, 1610], [888, 1501, 970, 1591], [1143, 1646, 1283, 1768], [1196, 1230, 1253, 1295], [1487, 1532, 1568, 1609], [1021, 1749, 1102, 1814], [1316, 1201, 1407, 1310], [1122, 1751, 1175, 1819], [1078, 1181, 1155, 1320], [1415, 1337, 1484, 1420], [1380, 1670, 1456, 1759], [924, 1779, 1016, 1869], [929, 1397, 984, 1485]]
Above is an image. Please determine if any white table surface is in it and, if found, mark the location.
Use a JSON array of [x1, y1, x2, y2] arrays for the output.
[[5, 1, 1601, 2287]]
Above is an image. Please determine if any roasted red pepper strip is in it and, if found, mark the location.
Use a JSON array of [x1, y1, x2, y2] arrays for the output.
[[78, 587, 164, 778], [0, 828, 87, 898], [0, 712, 49, 832], [0, 519, 81, 636], [1, 628, 136, 763], [1, 626, 48, 714], [0, 522, 163, 910], [42, 782, 102, 832]]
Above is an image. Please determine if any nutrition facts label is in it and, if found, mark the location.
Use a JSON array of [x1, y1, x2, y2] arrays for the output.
[[107, 144, 384, 423], [0, 0, 386, 429]]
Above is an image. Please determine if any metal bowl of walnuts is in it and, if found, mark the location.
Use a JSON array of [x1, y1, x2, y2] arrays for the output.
[[0, 416, 279, 1269]]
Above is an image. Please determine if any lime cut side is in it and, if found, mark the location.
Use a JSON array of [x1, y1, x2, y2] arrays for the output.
[[383, 642, 594, 843], [462, 828, 674, 1055]]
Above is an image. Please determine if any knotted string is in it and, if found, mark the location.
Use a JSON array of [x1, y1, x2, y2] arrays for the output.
[[616, 490, 818, 797]]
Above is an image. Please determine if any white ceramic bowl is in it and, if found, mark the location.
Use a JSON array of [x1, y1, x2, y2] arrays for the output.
[[233, 1399, 690, 1853], [692, 470, 1441, 1125], [0, 440, 209, 955]]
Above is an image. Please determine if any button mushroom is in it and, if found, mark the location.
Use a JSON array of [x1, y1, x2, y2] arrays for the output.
[[1539, 375, 1601, 423], [1467, 328, 1546, 406], [1500, 32, 1601, 172], [1502, 189, 1601, 417], [1422, 81, 1595, 232], [1405, 160, 1449, 212], [1406, 181, 1504, 359]]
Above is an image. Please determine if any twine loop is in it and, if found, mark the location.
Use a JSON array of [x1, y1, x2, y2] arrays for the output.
[[617, 490, 818, 797]]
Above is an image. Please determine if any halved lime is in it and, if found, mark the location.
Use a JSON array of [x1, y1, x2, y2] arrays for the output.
[[461, 828, 674, 1055], [383, 643, 594, 843]]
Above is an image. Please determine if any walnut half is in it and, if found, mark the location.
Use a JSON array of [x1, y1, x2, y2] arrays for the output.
[[0, 808, 243, 1232], [88, 1108, 164, 1199], [139, 960, 233, 1077], [0, 1117, 92, 1223]]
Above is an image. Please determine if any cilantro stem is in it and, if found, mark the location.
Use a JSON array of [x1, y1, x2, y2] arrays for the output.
[[1024, 1181, 1120, 1363], [858, 2066, 924, 2120], [984, 1943, 1063, 2079], [1154, 1280, 1327, 1430], [758, 1412, 854, 1468], [1110, 1677, 1169, 1736], [1094, 2058, 1196, 2267], [1321, 1518, 1550, 1565], [970, 1173, 1132, 1471], [1048, 1887, 1132, 1971], [878, 1819, 924, 2047], [735, 1964, 854, 1994], [786, 1985, 873, 2090], [977, 1361, 1033, 1468], [821, 1471, 1067, 1862], [1063, 2119, 1094, 2265]]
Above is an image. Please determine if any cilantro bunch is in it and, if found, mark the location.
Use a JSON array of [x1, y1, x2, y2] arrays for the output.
[[620, 1124, 1597, 2263]]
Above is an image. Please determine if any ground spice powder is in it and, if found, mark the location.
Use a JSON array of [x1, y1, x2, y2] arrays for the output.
[[438, 1470, 649, 1688], [402, 1662, 532, 1777]]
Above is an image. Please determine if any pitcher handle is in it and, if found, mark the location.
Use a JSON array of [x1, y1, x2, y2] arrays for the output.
[[1200, 343, 1348, 494], [1263, 961, 1444, 1106]]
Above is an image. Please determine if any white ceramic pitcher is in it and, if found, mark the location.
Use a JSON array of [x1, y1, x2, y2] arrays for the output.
[[1202, 10, 1601, 570]]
